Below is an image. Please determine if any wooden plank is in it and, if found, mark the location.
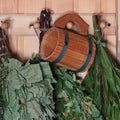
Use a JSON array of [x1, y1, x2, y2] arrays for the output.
[[0, 14, 38, 35], [0, 14, 77, 35], [18, 0, 45, 13], [74, 0, 100, 13], [22, 36, 39, 59], [101, 0, 116, 13], [0, 14, 115, 36], [46, 0, 73, 13], [17, 36, 25, 61], [17, 36, 39, 61], [105, 35, 116, 58], [0, 0, 18, 14], [101, 14, 116, 35], [0, 14, 93, 35], [117, 0, 120, 63], [8, 36, 39, 62], [79, 15, 94, 34], [8, 36, 18, 56]]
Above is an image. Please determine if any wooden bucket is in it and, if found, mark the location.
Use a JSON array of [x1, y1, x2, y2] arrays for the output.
[[40, 13, 96, 72]]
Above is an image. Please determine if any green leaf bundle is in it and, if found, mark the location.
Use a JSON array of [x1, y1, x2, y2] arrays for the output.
[[1, 58, 56, 120], [53, 66, 103, 120], [83, 15, 120, 120]]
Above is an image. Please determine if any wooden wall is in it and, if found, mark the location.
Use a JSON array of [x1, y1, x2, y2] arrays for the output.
[[117, 0, 120, 63], [0, 0, 117, 62]]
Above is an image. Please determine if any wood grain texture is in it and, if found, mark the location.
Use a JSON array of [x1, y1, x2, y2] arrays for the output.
[[0, 14, 115, 35], [18, 0, 45, 13], [0, 0, 117, 60], [46, 0, 73, 13], [8, 36, 18, 54], [40, 27, 96, 71], [54, 13, 89, 35], [106, 35, 116, 58], [117, 1, 120, 63], [0, 0, 18, 14], [17, 36, 39, 61], [79, 15, 94, 34], [0, 15, 38, 35], [8, 36, 39, 61], [101, 14, 116, 35], [101, 0, 116, 13], [74, 0, 101, 13]]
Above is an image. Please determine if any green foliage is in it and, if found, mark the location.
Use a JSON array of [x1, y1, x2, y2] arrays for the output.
[[53, 66, 103, 120], [0, 59, 9, 119], [1, 58, 56, 120], [83, 15, 120, 120]]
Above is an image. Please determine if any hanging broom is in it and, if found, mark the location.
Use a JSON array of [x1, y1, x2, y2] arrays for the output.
[[83, 15, 120, 120], [0, 15, 56, 120], [53, 66, 103, 120]]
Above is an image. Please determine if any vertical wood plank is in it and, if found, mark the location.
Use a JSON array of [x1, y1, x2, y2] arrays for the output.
[[17, 36, 39, 61], [8, 36, 18, 56], [117, 0, 120, 62], [101, 0, 116, 13], [74, 0, 100, 13], [9, 36, 38, 62], [0, 0, 18, 14], [23, 36, 39, 58], [19, 0, 45, 14], [106, 35, 116, 58], [79, 15, 94, 34], [46, 0, 73, 13], [17, 36, 25, 61], [101, 14, 116, 35]]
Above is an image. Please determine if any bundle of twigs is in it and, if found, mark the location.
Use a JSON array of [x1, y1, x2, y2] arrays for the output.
[[83, 15, 120, 120]]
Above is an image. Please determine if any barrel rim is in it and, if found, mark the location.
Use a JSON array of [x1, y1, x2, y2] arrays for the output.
[[40, 27, 62, 60]]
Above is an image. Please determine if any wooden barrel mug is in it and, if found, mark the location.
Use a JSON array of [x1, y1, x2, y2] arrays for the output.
[[40, 13, 96, 72]]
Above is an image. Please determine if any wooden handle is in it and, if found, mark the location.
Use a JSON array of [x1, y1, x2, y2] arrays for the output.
[[54, 13, 89, 35]]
